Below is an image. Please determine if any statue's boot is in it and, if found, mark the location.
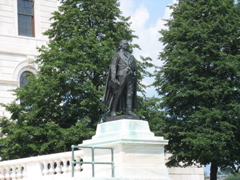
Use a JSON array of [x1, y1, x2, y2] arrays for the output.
[[126, 104, 137, 116], [110, 111, 116, 117], [110, 105, 117, 117]]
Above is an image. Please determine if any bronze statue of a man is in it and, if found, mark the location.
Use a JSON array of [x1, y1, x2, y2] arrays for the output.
[[103, 40, 138, 118]]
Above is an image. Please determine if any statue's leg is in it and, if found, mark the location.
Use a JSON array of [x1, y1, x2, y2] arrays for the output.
[[126, 79, 137, 116], [110, 76, 124, 117], [110, 94, 119, 116]]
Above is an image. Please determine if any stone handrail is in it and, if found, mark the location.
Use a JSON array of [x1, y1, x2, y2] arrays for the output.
[[0, 150, 83, 180]]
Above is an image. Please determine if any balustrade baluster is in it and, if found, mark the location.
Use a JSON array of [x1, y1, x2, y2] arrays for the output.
[[0, 167, 5, 180], [4, 167, 11, 180], [23, 164, 27, 179], [22, 164, 27, 179], [67, 160, 72, 173], [55, 160, 61, 174], [10, 166, 17, 180], [61, 159, 68, 174], [48, 161, 55, 175], [16, 165, 23, 179], [75, 157, 82, 172], [42, 161, 49, 176]]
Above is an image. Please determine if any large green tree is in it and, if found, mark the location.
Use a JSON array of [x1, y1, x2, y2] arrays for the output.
[[137, 96, 166, 137], [154, 0, 240, 180], [0, 0, 148, 160]]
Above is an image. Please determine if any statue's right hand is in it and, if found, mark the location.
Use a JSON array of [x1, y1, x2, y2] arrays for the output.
[[110, 79, 120, 90]]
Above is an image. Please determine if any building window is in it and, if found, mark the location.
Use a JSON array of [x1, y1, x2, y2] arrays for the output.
[[20, 71, 32, 104], [18, 0, 35, 37], [20, 71, 31, 88]]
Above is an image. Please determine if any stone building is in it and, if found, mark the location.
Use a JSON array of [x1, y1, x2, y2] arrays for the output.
[[0, 0, 58, 118]]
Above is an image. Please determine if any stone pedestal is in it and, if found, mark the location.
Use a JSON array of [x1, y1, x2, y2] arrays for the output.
[[79, 119, 172, 180]]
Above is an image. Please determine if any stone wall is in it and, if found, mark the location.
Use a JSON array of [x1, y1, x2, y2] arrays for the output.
[[165, 153, 204, 180]]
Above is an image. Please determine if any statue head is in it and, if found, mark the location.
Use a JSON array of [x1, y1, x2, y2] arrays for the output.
[[119, 40, 129, 50]]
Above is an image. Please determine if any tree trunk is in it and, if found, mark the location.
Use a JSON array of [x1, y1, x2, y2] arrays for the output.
[[210, 162, 218, 180]]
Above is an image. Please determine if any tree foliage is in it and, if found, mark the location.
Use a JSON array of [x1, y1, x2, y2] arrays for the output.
[[154, 0, 240, 180], [225, 174, 240, 180], [0, 0, 153, 160], [137, 96, 165, 137]]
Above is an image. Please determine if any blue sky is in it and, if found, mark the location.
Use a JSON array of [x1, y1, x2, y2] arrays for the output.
[[120, 0, 177, 96], [139, 0, 173, 27]]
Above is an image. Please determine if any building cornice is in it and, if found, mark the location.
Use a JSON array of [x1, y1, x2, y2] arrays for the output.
[[0, 80, 18, 86]]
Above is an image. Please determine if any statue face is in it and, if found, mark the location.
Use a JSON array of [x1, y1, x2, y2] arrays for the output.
[[120, 40, 129, 50]]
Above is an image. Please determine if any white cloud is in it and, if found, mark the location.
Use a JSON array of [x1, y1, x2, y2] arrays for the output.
[[131, 5, 149, 28], [120, 1, 174, 61], [119, 0, 135, 17]]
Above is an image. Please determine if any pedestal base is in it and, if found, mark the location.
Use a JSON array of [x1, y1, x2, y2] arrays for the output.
[[79, 119, 172, 180]]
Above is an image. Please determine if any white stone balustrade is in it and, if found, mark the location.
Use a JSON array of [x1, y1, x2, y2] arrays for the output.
[[0, 150, 83, 180]]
